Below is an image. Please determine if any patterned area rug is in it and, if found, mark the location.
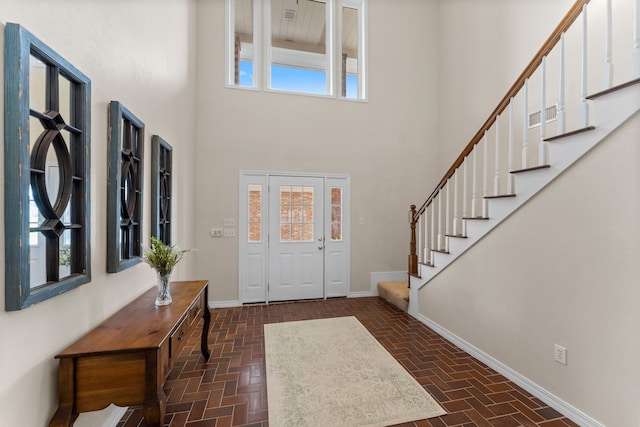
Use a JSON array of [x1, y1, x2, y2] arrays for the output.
[[264, 316, 446, 427]]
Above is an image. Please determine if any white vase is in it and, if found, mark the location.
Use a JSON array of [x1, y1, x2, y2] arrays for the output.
[[155, 271, 172, 306]]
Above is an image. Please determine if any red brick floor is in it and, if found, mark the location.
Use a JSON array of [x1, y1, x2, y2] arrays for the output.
[[116, 297, 580, 427]]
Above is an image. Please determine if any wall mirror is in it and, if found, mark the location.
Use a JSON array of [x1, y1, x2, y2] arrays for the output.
[[4, 23, 92, 311], [150, 135, 173, 245], [107, 101, 144, 273]]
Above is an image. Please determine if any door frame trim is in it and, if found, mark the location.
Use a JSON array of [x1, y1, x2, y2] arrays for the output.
[[238, 170, 350, 304]]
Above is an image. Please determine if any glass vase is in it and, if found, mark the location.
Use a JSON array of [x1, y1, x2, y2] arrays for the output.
[[155, 271, 172, 306]]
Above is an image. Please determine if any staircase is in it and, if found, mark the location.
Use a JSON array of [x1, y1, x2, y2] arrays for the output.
[[407, 0, 640, 318]]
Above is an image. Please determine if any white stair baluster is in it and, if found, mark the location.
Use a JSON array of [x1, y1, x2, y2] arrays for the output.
[[494, 115, 500, 195], [634, 0, 640, 78], [462, 157, 468, 236], [453, 169, 459, 236], [429, 203, 436, 264], [445, 181, 450, 252], [540, 56, 549, 166], [437, 190, 444, 251], [604, 0, 614, 89], [522, 78, 529, 168], [508, 97, 515, 195], [417, 214, 423, 264], [558, 32, 566, 135], [482, 130, 489, 218], [580, 4, 590, 127], [424, 210, 430, 263], [471, 146, 478, 217]]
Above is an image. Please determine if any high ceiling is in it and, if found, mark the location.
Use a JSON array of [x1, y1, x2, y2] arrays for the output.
[[235, 0, 358, 57]]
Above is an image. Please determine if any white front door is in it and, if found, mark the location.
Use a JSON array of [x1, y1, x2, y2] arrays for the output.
[[239, 172, 350, 304], [267, 176, 324, 301]]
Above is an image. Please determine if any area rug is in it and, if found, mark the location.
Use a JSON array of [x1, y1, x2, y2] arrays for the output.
[[264, 316, 446, 427]]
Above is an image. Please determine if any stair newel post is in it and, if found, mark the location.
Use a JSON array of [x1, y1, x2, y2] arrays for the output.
[[494, 114, 501, 196], [462, 156, 468, 236], [580, 4, 590, 127], [482, 130, 489, 218], [604, 0, 614, 89], [539, 56, 549, 166], [471, 145, 478, 217], [522, 78, 529, 169], [408, 204, 418, 276], [558, 32, 567, 135], [634, 0, 640, 78], [453, 168, 460, 236], [507, 97, 515, 195]]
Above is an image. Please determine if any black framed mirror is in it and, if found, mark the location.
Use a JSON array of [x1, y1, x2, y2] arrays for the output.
[[4, 23, 92, 311], [106, 101, 144, 273]]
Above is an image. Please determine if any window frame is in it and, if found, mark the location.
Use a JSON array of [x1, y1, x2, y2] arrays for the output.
[[225, 0, 367, 101], [106, 101, 145, 273], [337, 0, 367, 100], [225, 0, 262, 90], [4, 23, 92, 311], [264, 0, 335, 97]]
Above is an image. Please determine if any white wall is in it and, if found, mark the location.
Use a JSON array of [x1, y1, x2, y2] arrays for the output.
[[420, 112, 640, 426], [0, 1, 197, 425], [194, 0, 441, 302]]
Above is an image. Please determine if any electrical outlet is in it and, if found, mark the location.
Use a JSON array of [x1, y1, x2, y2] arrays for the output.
[[554, 344, 567, 365], [209, 228, 223, 237], [223, 218, 236, 227], [223, 228, 236, 237]]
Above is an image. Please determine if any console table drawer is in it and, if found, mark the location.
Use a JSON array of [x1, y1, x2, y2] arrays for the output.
[[170, 314, 189, 360], [189, 294, 204, 326]]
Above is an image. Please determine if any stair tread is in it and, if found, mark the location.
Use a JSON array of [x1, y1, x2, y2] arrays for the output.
[[484, 194, 516, 199], [587, 77, 640, 100], [462, 216, 489, 220], [445, 234, 467, 238], [432, 249, 450, 254], [510, 164, 550, 174], [377, 281, 409, 312], [545, 126, 595, 142]]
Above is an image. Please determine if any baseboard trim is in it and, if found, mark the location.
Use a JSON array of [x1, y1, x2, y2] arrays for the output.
[[370, 271, 407, 296], [209, 300, 242, 309], [348, 291, 373, 298], [416, 313, 605, 427]]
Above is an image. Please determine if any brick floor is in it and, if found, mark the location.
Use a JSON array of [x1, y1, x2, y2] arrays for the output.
[[116, 297, 580, 427]]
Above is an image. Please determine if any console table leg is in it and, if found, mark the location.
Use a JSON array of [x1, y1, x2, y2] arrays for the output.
[[49, 358, 78, 427], [143, 350, 167, 427], [143, 390, 166, 427], [49, 408, 78, 427], [200, 287, 211, 360]]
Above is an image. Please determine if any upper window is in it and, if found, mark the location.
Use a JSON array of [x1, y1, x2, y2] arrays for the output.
[[226, 0, 367, 100], [4, 23, 92, 311]]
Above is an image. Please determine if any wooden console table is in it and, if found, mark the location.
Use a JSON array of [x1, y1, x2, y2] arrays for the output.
[[49, 280, 211, 427]]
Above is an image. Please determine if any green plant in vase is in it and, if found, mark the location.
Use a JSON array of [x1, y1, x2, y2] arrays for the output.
[[143, 237, 190, 306]]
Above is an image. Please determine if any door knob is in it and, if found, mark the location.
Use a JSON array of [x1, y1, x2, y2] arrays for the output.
[[318, 245, 324, 250]]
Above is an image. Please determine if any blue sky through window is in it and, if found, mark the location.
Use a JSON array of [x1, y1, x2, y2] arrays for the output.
[[239, 61, 357, 98]]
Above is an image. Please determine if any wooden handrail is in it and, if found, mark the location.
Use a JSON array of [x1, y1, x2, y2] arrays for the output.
[[414, 0, 591, 219]]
